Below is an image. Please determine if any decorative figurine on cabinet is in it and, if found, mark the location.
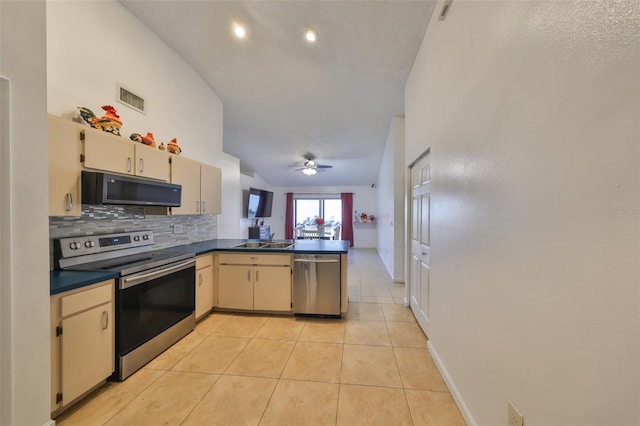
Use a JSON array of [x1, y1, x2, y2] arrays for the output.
[[78, 105, 123, 136], [129, 132, 157, 147], [167, 138, 181, 155]]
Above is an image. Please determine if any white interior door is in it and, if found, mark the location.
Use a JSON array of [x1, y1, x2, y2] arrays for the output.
[[409, 152, 431, 336]]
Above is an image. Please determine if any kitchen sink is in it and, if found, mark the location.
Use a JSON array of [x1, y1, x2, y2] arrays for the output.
[[232, 241, 294, 249], [233, 242, 265, 248]]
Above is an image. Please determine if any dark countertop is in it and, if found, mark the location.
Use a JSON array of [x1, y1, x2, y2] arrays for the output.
[[51, 239, 349, 295]]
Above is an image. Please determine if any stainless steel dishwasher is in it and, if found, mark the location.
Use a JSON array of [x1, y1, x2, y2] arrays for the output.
[[293, 254, 341, 317]]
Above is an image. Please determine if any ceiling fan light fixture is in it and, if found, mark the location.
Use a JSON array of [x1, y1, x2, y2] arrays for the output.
[[304, 28, 317, 43], [303, 168, 317, 176]]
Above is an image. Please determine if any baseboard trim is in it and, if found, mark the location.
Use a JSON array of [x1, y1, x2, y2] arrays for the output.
[[43, 419, 56, 426], [427, 341, 477, 426]]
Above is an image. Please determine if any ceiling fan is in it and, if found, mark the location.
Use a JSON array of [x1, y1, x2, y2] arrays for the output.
[[295, 156, 333, 175]]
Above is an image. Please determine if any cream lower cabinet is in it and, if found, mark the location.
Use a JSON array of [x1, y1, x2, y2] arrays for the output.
[[51, 280, 114, 415], [195, 254, 214, 319], [218, 253, 292, 312]]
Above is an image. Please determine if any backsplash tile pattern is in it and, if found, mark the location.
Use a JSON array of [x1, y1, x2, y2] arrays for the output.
[[50, 205, 217, 269]]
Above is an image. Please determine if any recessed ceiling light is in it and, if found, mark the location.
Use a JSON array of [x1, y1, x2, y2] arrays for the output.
[[233, 23, 246, 39], [304, 28, 317, 43]]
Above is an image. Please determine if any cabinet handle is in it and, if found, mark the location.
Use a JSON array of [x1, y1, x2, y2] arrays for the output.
[[202, 200, 206, 212], [101, 311, 109, 330], [198, 273, 202, 286], [196, 201, 200, 213], [127, 157, 132, 173], [66, 192, 73, 212], [247, 270, 251, 282], [139, 158, 144, 173], [255, 270, 259, 282]]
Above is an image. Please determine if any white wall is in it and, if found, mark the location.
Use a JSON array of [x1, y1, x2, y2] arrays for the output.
[[376, 116, 405, 281], [405, 1, 639, 425], [239, 172, 274, 238], [0, 1, 51, 425], [46, 1, 242, 239], [270, 185, 378, 247]]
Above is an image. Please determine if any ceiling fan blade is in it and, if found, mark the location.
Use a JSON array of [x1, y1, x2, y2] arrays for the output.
[[316, 164, 333, 169]]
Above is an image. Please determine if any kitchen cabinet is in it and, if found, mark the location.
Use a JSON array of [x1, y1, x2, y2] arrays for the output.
[[195, 254, 214, 319], [170, 155, 221, 215], [82, 126, 169, 181], [218, 253, 291, 312], [48, 115, 82, 216], [50, 280, 114, 415]]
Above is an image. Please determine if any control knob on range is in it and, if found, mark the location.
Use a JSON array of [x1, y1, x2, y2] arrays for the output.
[[69, 242, 79, 250], [133, 235, 140, 242], [84, 241, 95, 248], [142, 234, 149, 240]]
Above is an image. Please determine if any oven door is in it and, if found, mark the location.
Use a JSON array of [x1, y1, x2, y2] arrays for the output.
[[117, 258, 195, 357]]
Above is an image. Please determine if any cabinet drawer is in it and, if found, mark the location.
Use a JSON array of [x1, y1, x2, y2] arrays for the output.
[[196, 253, 213, 269], [61, 282, 113, 317], [218, 253, 291, 266]]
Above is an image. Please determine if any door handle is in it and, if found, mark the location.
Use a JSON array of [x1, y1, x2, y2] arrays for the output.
[[255, 270, 259, 282], [127, 157, 132, 173], [198, 273, 202, 286], [202, 201, 206, 212], [247, 269, 251, 282], [139, 158, 144, 173], [101, 311, 109, 330]]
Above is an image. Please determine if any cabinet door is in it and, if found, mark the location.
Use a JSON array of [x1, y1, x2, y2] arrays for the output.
[[218, 265, 253, 310], [83, 128, 136, 175], [170, 156, 201, 214], [61, 301, 114, 405], [253, 266, 291, 311], [135, 144, 169, 181], [195, 265, 214, 319], [200, 163, 221, 214], [48, 115, 82, 216]]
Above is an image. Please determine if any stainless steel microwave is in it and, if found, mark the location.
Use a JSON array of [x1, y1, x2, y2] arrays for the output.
[[82, 171, 182, 207]]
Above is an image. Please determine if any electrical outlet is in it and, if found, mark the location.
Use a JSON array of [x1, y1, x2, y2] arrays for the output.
[[173, 224, 185, 234], [508, 401, 523, 426]]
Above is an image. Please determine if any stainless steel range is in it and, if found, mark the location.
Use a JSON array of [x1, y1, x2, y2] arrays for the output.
[[55, 231, 196, 380]]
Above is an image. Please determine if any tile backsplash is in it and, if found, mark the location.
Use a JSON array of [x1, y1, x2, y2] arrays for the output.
[[49, 205, 217, 269]]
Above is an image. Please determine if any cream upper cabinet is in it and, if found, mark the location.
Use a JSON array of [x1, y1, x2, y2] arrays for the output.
[[170, 155, 222, 215], [51, 280, 114, 415], [170, 156, 201, 214], [48, 115, 82, 216], [195, 254, 214, 319], [82, 127, 169, 181], [200, 163, 221, 215]]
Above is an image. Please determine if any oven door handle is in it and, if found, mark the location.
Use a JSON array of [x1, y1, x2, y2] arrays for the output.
[[121, 259, 195, 289]]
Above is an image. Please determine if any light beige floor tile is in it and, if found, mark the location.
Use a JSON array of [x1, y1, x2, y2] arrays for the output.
[[171, 335, 249, 374], [393, 297, 407, 304], [144, 331, 208, 371], [182, 375, 277, 426], [260, 379, 339, 426], [254, 316, 306, 341], [225, 338, 295, 378], [213, 314, 269, 338], [105, 371, 218, 426], [55, 368, 165, 426], [344, 320, 391, 346], [348, 294, 362, 303], [394, 347, 449, 391], [341, 344, 402, 388], [382, 303, 417, 322], [298, 319, 346, 343], [387, 321, 428, 348], [194, 312, 233, 335], [336, 384, 412, 426], [361, 287, 392, 297], [347, 303, 384, 321], [405, 389, 466, 425], [362, 296, 396, 304], [282, 341, 343, 383]]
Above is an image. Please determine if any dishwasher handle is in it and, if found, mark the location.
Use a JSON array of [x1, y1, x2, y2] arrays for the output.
[[293, 258, 339, 264]]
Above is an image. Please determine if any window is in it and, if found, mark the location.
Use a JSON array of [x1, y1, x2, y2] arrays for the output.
[[294, 198, 342, 227]]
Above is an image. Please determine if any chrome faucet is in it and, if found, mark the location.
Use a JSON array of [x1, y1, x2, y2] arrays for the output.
[[269, 233, 275, 241]]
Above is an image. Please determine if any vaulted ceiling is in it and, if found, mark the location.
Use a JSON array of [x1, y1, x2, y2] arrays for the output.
[[121, 0, 435, 186]]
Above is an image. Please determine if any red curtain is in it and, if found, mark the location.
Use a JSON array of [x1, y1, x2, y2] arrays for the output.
[[341, 192, 354, 247], [284, 193, 294, 240]]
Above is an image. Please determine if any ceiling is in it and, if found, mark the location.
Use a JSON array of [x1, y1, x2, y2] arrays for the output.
[[120, 1, 436, 186]]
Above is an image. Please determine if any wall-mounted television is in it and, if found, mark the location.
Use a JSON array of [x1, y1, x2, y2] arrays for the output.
[[246, 187, 273, 218]]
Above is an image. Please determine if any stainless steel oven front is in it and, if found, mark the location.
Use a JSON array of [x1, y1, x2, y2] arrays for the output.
[[116, 257, 195, 380]]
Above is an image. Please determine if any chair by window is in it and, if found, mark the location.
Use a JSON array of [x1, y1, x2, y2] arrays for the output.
[[332, 225, 341, 240], [299, 229, 320, 240]]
